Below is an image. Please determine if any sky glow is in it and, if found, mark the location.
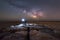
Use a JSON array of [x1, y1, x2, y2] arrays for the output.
[[0, 0, 60, 21]]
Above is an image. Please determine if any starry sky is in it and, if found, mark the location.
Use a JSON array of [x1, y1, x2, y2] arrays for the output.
[[0, 0, 60, 21]]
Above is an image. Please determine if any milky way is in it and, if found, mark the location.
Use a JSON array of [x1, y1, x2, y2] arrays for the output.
[[0, 0, 60, 21]]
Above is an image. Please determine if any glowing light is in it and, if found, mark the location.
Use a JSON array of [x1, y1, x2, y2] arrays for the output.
[[32, 15, 37, 18], [21, 18, 25, 22]]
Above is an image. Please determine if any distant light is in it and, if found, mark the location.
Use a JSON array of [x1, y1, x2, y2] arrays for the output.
[[21, 18, 25, 22], [32, 15, 37, 18]]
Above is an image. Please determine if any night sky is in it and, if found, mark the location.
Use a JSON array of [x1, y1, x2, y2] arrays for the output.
[[0, 0, 60, 21]]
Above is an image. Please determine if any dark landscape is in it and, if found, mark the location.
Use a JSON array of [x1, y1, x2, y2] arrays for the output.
[[0, 21, 60, 40]]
